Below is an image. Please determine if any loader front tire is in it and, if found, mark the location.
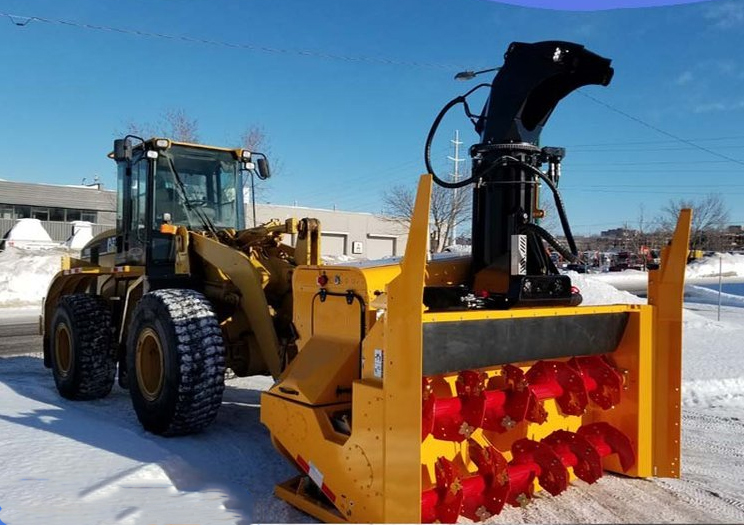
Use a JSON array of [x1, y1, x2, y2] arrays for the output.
[[127, 289, 226, 436], [50, 294, 116, 400]]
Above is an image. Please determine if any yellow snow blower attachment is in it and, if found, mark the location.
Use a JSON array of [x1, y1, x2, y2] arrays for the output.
[[261, 41, 692, 522]]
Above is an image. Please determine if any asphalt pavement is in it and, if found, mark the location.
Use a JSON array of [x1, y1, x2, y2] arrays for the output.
[[0, 308, 42, 356]]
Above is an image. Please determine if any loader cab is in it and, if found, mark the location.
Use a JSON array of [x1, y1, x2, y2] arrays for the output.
[[112, 138, 248, 276]]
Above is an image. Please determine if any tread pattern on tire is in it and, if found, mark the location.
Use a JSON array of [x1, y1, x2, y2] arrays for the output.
[[131, 289, 226, 436], [53, 294, 116, 400]]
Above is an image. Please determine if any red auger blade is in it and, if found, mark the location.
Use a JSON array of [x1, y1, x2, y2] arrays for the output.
[[457, 370, 489, 434], [577, 422, 636, 472], [466, 439, 511, 519], [511, 438, 570, 497], [526, 360, 589, 417], [569, 356, 623, 409], [433, 457, 464, 523], [542, 429, 604, 484], [502, 364, 546, 425]]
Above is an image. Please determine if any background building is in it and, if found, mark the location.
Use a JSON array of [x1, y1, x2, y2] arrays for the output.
[[0, 180, 116, 242], [0, 180, 408, 258]]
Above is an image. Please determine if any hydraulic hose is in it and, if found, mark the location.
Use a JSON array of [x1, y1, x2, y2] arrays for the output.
[[498, 156, 579, 257], [424, 84, 489, 189], [519, 223, 579, 263]]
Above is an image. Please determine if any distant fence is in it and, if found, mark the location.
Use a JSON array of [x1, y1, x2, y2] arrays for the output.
[[0, 219, 114, 242]]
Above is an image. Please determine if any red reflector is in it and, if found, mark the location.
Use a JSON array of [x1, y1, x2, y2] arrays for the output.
[[571, 286, 580, 295], [317, 274, 328, 286], [476, 290, 489, 298]]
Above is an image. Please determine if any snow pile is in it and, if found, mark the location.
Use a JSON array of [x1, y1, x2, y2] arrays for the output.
[[565, 271, 646, 305], [64, 221, 94, 250], [0, 246, 65, 307], [2, 218, 59, 250], [686, 252, 744, 278], [322, 253, 358, 264]]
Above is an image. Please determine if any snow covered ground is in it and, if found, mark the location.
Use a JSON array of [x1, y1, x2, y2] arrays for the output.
[[0, 249, 743, 524]]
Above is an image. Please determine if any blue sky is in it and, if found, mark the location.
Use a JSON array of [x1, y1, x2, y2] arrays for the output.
[[0, 0, 743, 235]]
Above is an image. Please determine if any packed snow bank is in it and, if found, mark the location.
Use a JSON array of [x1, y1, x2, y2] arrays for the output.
[[0, 247, 65, 307], [686, 252, 744, 278], [0, 366, 305, 525]]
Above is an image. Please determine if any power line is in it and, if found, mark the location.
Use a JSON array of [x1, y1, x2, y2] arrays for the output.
[[568, 159, 744, 167], [568, 188, 744, 195], [0, 11, 464, 70], [577, 90, 744, 168], [564, 183, 744, 189], [564, 134, 744, 148], [569, 145, 744, 154]]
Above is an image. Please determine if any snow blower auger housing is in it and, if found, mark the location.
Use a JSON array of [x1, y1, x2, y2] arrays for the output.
[[261, 40, 692, 522]]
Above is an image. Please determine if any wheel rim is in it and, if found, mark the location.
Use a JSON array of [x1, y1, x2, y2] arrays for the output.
[[54, 323, 72, 377], [135, 327, 164, 402]]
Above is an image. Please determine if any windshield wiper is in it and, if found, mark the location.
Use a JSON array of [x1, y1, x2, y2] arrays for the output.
[[164, 154, 219, 238]]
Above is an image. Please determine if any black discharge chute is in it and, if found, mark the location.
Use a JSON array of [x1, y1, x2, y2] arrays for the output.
[[424, 40, 613, 309]]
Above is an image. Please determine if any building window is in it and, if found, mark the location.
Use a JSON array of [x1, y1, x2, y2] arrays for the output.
[[0, 205, 12, 219], [66, 209, 82, 221], [16, 206, 31, 219], [32, 208, 49, 221], [81, 211, 97, 222], [50, 208, 65, 221]]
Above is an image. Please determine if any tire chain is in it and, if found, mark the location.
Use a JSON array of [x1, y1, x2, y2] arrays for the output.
[[151, 289, 226, 435], [56, 294, 116, 400]]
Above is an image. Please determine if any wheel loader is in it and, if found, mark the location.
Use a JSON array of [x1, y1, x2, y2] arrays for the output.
[[42, 40, 692, 523]]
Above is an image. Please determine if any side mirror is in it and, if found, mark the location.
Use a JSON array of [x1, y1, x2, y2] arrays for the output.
[[256, 157, 271, 180], [113, 139, 132, 162]]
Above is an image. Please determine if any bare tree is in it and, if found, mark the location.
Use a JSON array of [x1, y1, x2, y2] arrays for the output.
[[123, 108, 200, 142], [657, 193, 729, 250], [381, 182, 470, 253], [238, 125, 282, 226], [538, 198, 560, 235]]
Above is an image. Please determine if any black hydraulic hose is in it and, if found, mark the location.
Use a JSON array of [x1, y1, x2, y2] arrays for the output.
[[424, 84, 489, 189], [498, 156, 579, 257], [519, 222, 580, 263]]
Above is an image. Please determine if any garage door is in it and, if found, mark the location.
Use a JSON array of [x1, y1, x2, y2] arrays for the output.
[[367, 236, 397, 259], [322, 233, 347, 256]]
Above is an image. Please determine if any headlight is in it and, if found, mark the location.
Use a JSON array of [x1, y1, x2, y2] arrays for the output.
[[154, 138, 171, 149], [240, 149, 252, 161], [146, 150, 159, 159]]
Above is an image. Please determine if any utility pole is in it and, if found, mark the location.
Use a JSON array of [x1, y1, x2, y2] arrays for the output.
[[447, 130, 464, 246]]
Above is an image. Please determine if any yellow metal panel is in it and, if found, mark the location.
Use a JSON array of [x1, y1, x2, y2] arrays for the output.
[[582, 306, 655, 477], [382, 174, 432, 523], [647, 208, 691, 478], [262, 379, 385, 522], [270, 336, 358, 405]]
